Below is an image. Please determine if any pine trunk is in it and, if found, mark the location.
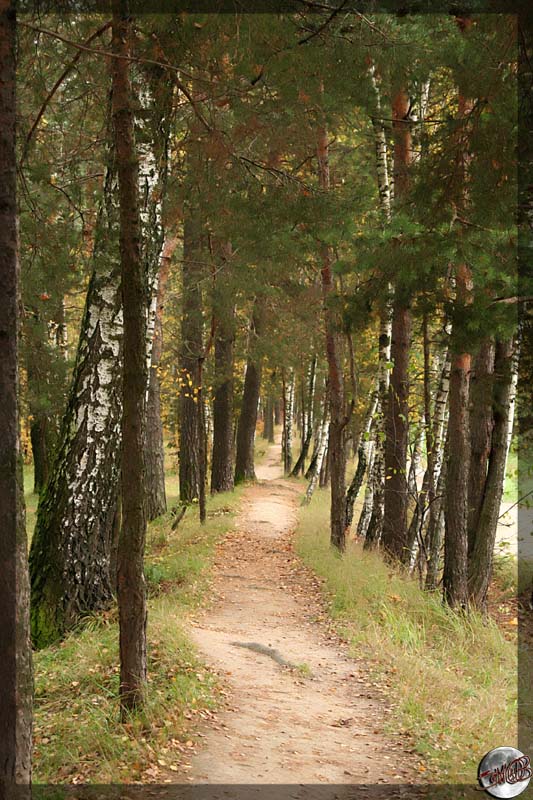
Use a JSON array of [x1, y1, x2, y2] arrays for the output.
[[112, 5, 148, 713], [30, 413, 52, 495], [179, 215, 203, 503], [0, 1, 33, 786], [467, 338, 495, 554], [234, 308, 263, 484], [444, 339, 471, 609], [145, 238, 175, 520], [291, 356, 316, 476], [317, 120, 346, 551], [263, 396, 275, 444], [468, 339, 515, 610], [210, 305, 235, 494]]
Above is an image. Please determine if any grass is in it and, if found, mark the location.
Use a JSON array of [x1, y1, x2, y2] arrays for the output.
[[295, 488, 518, 784], [31, 454, 243, 784]]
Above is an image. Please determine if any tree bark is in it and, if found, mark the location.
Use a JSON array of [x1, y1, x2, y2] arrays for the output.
[[345, 381, 378, 533], [382, 85, 412, 562], [444, 335, 471, 609], [234, 307, 263, 484], [179, 214, 203, 504], [317, 120, 346, 551], [443, 67, 475, 609], [112, 4, 148, 713], [0, 0, 33, 788], [467, 338, 495, 554], [303, 395, 329, 505], [407, 340, 450, 564], [30, 414, 52, 495], [210, 296, 235, 494], [282, 368, 295, 474], [468, 339, 515, 610], [292, 356, 316, 477], [145, 238, 176, 520], [29, 172, 122, 648]]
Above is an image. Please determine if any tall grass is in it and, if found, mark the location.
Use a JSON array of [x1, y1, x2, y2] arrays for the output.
[[33, 485, 242, 783], [295, 489, 517, 783]]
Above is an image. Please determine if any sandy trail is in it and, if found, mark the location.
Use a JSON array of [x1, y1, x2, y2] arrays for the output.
[[176, 440, 420, 789]]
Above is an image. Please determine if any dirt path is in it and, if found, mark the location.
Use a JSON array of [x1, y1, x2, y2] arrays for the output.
[[176, 441, 420, 788]]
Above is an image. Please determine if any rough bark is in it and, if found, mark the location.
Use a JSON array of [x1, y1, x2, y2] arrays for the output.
[[29, 172, 122, 648], [291, 356, 316, 476], [263, 396, 275, 444], [234, 308, 263, 484], [359, 65, 392, 544], [467, 338, 495, 555], [407, 341, 450, 564], [0, 1, 33, 787], [468, 339, 515, 610], [317, 120, 346, 551], [282, 368, 295, 474], [345, 382, 378, 533], [425, 457, 447, 592], [179, 214, 203, 504], [303, 396, 329, 505], [210, 296, 235, 494], [444, 339, 471, 609], [145, 238, 176, 520], [382, 86, 412, 562], [30, 414, 52, 495], [443, 65, 475, 609], [112, 5, 148, 713], [361, 311, 391, 546]]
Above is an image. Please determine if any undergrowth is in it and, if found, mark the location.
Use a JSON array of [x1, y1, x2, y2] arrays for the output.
[[295, 489, 518, 784], [32, 473, 242, 784]]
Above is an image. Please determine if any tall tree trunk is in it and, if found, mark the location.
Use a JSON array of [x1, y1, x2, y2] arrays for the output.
[[263, 396, 275, 444], [145, 237, 176, 520], [30, 414, 51, 495], [292, 355, 316, 476], [345, 381, 378, 533], [317, 120, 346, 551], [406, 336, 450, 564], [443, 59, 475, 608], [282, 368, 295, 474], [179, 214, 203, 504], [303, 395, 329, 506], [112, 4, 147, 713], [29, 170, 122, 648], [0, 0, 32, 787], [467, 338, 495, 555], [234, 308, 263, 484], [359, 63, 392, 543], [362, 312, 391, 546], [382, 85, 412, 562], [210, 300, 235, 494], [468, 339, 515, 610], [425, 456, 447, 591]]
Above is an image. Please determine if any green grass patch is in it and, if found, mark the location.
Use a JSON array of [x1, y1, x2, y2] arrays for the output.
[[33, 483, 243, 783], [295, 488, 517, 783]]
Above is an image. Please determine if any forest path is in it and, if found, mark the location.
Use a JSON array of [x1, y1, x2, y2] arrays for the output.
[[176, 439, 420, 789]]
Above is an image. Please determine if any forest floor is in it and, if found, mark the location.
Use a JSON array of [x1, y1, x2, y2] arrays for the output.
[[169, 440, 421, 787]]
